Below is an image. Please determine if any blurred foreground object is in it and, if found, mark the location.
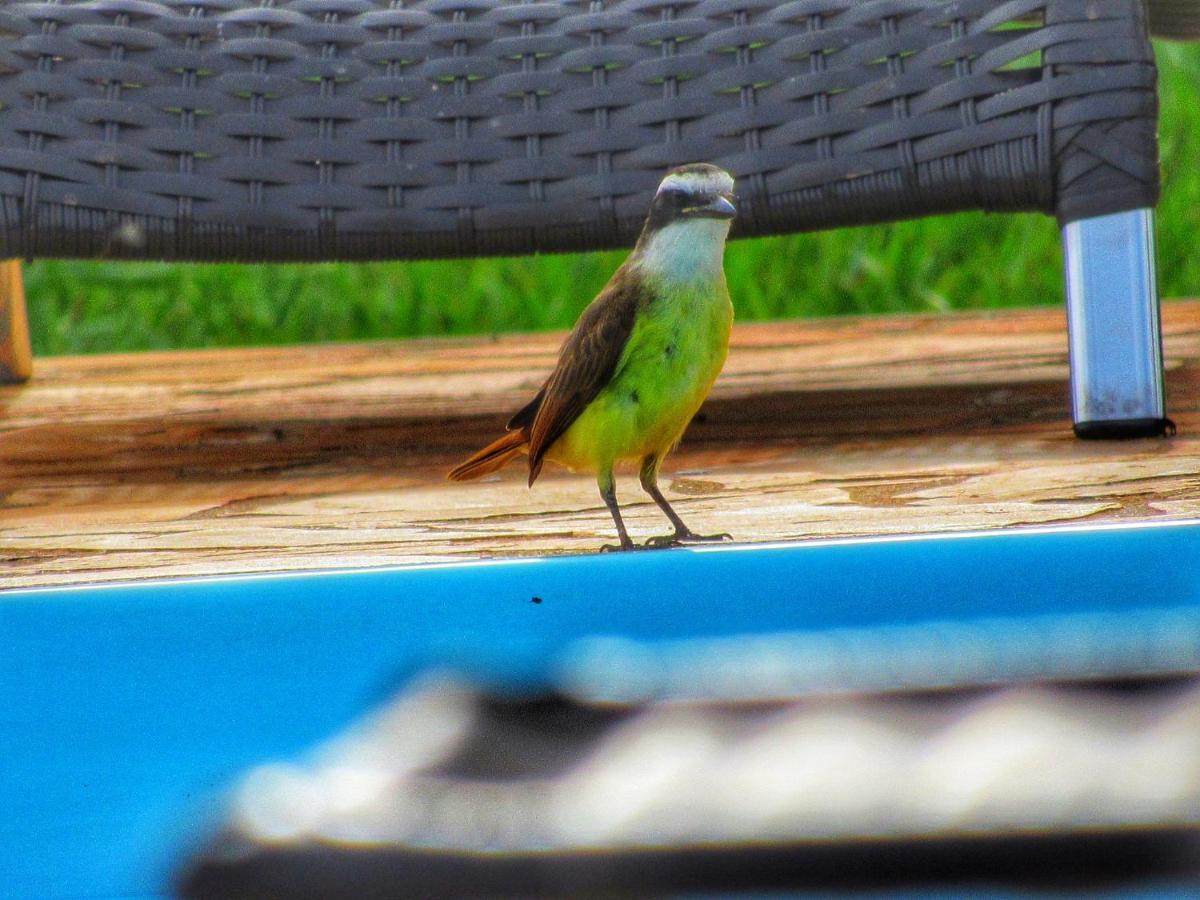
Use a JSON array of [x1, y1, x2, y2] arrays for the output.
[[180, 674, 1200, 897]]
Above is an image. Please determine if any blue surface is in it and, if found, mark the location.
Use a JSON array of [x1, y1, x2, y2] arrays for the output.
[[2, 520, 1199, 898]]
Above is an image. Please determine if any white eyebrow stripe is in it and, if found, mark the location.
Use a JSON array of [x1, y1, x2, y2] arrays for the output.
[[656, 170, 735, 197]]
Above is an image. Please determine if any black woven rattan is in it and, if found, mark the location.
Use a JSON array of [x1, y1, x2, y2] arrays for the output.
[[0, 0, 1160, 261]]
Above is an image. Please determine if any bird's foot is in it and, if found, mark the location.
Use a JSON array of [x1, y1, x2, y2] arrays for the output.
[[600, 539, 639, 553], [644, 530, 733, 549]]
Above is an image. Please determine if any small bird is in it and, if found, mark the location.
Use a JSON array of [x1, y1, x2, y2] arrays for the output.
[[449, 163, 737, 551]]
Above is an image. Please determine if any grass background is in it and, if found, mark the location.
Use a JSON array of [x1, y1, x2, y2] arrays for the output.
[[24, 42, 1200, 357]]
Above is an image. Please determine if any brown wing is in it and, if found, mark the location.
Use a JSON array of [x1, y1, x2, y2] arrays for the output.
[[506, 387, 544, 431], [525, 268, 644, 485]]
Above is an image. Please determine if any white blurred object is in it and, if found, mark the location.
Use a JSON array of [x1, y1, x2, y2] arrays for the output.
[[228, 677, 1200, 852]]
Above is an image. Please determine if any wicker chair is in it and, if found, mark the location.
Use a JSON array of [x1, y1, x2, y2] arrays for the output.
[[0, 0, 1192, 435]]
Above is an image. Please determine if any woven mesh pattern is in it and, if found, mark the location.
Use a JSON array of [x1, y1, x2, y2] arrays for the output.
[[0, 0, 1159, 261]]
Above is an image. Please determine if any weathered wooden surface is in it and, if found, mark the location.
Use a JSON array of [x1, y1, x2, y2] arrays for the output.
[[0, 260, 32, 384], [2, 302, 1198, 589]]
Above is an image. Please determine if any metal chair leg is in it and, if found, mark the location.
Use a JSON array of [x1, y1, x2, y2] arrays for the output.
[[1061, 208, 1171, 438]]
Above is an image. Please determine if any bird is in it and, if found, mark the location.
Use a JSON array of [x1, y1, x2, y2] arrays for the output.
[[449, 163, 737, 551]]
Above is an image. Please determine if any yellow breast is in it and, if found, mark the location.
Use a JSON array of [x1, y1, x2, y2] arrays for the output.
[[547, 274, 732, 473]]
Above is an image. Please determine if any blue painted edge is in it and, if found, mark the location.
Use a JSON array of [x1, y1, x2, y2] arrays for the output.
[[6, 519, 1200, 685], [7, 515, 1198, 600]]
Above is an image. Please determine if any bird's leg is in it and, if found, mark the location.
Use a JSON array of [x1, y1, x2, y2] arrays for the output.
[[597, 468, 636, 552], [639, 455, 731, 548]]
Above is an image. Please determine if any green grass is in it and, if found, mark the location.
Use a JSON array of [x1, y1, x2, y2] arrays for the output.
[[25, 43, 1200, 356]]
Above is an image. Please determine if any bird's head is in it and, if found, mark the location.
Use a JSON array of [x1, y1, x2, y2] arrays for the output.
[[644, 163, 737, 232], [634, 164, 736, 279]]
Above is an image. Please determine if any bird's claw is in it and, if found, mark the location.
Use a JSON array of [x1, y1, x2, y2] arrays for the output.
[[644, 530, 733, 549], [644, 534, 683, 549], [600, 540, 638, 553]]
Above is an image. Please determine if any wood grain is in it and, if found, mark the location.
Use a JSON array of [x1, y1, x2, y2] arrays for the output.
[[2, 302, 1198, 589], [0, 260, 31, 384]]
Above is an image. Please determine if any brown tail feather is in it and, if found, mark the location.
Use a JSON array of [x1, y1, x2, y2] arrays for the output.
[[448, 429, 528, 481]]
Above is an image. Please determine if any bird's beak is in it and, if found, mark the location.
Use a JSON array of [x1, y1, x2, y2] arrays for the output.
[[687, 192, 737, 219]]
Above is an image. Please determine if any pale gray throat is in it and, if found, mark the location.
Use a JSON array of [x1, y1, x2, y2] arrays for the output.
[[636, 218, 731, 285]]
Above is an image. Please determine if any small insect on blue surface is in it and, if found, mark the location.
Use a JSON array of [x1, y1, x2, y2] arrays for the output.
[[1, 519, 1199, 898]]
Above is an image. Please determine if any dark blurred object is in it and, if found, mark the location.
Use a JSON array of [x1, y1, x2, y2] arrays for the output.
[[1148, 0, 1200, 39], [179, 675, 1200, 898]]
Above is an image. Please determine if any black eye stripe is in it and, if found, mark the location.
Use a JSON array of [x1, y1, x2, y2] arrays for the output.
[[653, 191, 688, 212]]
